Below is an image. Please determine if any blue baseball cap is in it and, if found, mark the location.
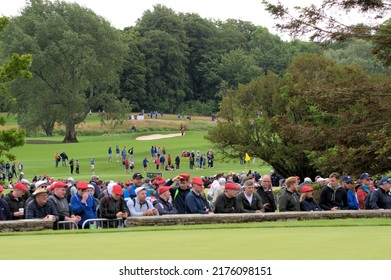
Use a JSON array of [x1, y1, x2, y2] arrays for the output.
[[379, 177, 391, 185], [359, 173, 372, 180], [342, 176, 353, 184]]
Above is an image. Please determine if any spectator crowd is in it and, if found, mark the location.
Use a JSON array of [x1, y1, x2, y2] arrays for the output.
[[1, 170, 390, 228]]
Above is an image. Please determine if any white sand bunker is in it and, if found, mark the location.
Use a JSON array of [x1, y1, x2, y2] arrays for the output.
[[136, 133, 182, 140]]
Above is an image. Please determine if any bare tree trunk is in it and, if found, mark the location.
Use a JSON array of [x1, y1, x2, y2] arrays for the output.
[[63, 123, 78, 143]]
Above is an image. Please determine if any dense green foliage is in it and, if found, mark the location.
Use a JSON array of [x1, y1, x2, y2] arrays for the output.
[[0, 1, 320, 139], [0, 16, 31, 162], [207, 54, 391, 177], [1, 0, 128, 142]]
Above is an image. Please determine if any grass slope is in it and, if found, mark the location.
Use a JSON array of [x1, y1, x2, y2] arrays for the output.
[[9, 131, 269, 182], [1, 219, 390, 260]]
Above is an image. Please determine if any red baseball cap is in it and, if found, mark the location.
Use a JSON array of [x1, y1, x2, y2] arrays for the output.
[[301, 186, 314, 193], [50, 181, 67, 191], [179, 173, 190, 180], [77, 181, 88, 190], [0, 185, 4, 192], [191, 177, 203, 186], [153, 179, 166, 185], [112, 185, 124, 195], [225, 183, 239, 190], [158, 186, 171, 195], [14, 182, 28, 192]]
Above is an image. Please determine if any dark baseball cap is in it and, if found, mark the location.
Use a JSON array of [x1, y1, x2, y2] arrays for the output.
[[133, 172, 144, 179]]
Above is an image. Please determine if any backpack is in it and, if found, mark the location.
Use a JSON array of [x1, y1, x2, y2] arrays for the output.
[[364, 190, 374, 210], [97, 195, 126, 218], [131, 197, 150, 210]]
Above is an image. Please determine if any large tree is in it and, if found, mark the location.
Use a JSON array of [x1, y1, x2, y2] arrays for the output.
[[1, 0, 127, 142], [207, 54, 391, 177], [0, 16, 31, 161], [135, 5, 189, 113]]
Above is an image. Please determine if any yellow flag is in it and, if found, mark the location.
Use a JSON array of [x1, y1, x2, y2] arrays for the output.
[[245, 153, 250, 162]]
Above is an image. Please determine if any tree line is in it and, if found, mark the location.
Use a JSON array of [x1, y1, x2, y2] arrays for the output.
[[1, 0, 391, 178], [0, 0, 318, 142]]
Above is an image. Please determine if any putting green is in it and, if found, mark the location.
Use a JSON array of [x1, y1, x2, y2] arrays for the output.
[[1, 219, 390, 260]]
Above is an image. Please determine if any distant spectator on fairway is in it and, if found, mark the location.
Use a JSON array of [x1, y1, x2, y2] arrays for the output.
[[60, 151, 68, 167], [17, 161, 23, 175], [279, 176, 300, 212], [69, 158, 74, 174], [143, 157, 149, 172], [90, 158, 95, 173], [127, 186, 158, 216], [115, 145, 120, 162], [124, 157, 130, 174], [75, 160, 80, 174], [175, 155, 180, 170], [54, 153, 60, 167], [237, 180, 264, 213], [121, 147, 127, 162], [70, 181, 97, 228], [108, 146, 112, 162], [154, 186, 177, 215]]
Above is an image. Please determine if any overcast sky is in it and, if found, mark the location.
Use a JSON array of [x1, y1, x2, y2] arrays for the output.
[[0, 0, 319, 34], [1, 0, 386, 39]]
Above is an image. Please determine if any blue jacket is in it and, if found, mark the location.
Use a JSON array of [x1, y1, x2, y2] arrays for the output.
[[0, 199, 11, 221], [123, 184, 150, 202], [300, 198, 322, 211], [70, 193, 97, 226], [185, 190, 208, 214], [345, 189, 359, 210]]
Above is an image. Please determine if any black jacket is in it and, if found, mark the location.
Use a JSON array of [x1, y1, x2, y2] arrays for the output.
[[279, 189, 300, 212], [4, 192, 25, 219], [170, 185, 190, 214], [214, 193, 240, 213], [154, 197, 178, 215], [236, 192, 264, 213], [319, 185, 348, 210], [369, 187, 391, 209], [25, 199, 59, 220], [256, 186, 277, 212]]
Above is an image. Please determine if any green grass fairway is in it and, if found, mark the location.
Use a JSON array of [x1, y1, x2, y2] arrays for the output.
[[1, 219, 390, 260], [8, 131, 270, 182]]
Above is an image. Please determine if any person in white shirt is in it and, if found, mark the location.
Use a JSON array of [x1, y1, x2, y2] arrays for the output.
[[127, 187, 158, 216], [237, 180, 264, 213]]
